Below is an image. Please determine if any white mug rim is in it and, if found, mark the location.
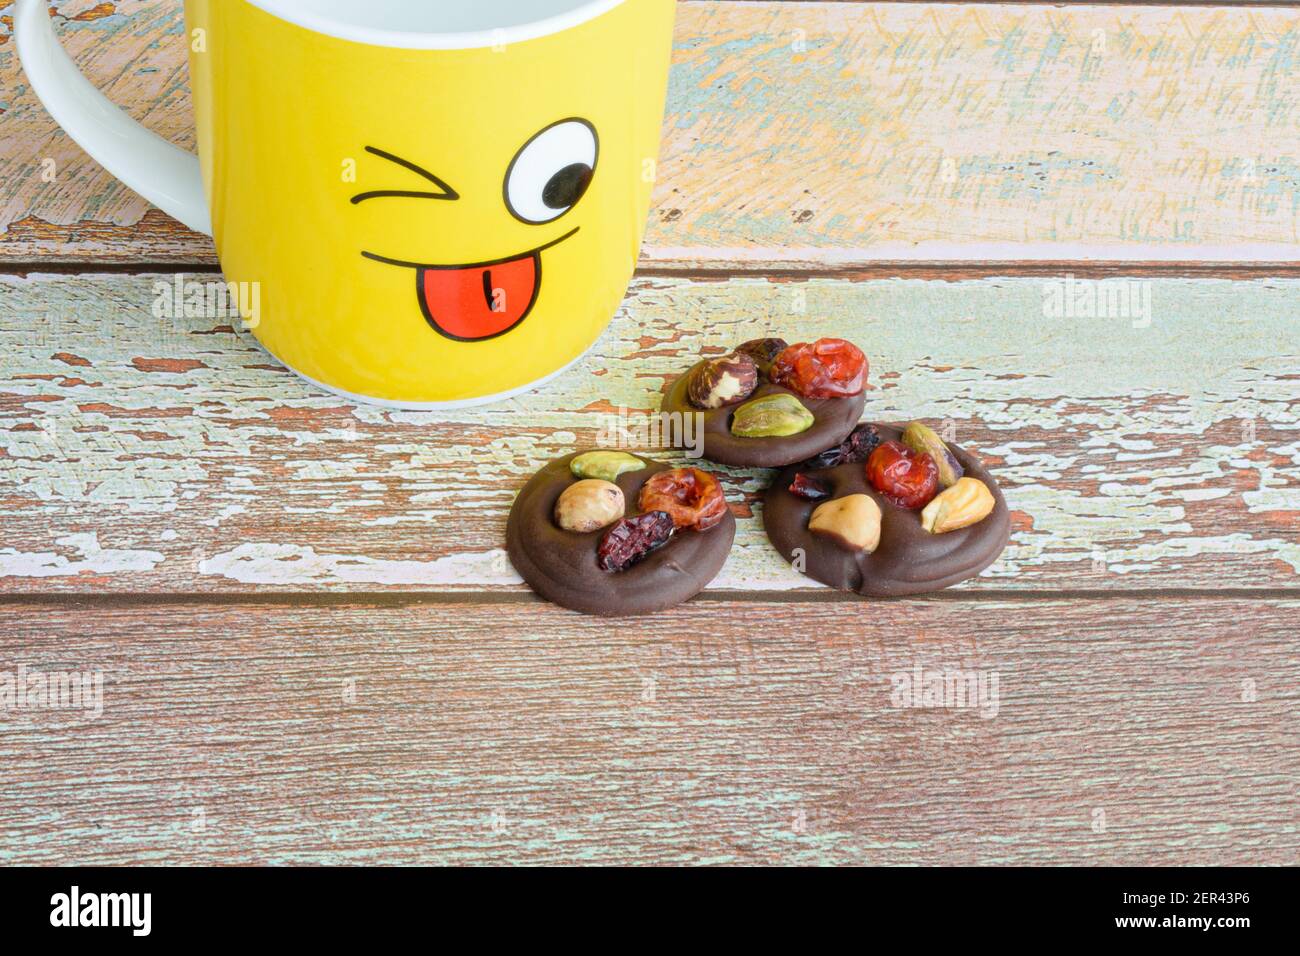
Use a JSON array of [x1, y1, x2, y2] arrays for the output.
[[243, 0, 629, 50]]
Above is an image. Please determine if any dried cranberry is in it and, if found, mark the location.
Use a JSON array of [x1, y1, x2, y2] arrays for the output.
[[788, 473, 832, 501], [734, 337, 789, 376], [866, 440, 939, 509], [799, 423, 882, 470], [597, 511, 675, 572], [638, 467, 728, 531], [769, 338, 868, 399]]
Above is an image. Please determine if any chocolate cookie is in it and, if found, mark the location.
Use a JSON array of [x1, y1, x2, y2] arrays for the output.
[[763, 424, 1010, 597], [661, 337, 868, 468], [507, 452, 736, 616]]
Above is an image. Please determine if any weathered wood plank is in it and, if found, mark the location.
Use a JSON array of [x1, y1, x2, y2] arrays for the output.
[[1, 273, 1296, 592], [3, 1, 1299, 263], [0, 0, 203, 260], [0, 597, 1294, 865]]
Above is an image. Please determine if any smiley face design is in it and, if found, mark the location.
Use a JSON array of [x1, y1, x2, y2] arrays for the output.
[[353, 118, 598, 342]]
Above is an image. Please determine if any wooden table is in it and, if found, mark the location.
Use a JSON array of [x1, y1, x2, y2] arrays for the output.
[[1, 0, 1297, 865]]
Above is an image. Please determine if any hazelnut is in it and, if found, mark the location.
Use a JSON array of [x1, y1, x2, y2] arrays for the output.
[[570, 450, 644, 482], [920, 477, 995, 534], [734, 337, 789, 376], [686, 353, 759, 409], [730, 392, 814, 438], [901, 421, 963, 489], [809, 494, 882, 553], [554, 479, 625, 533]]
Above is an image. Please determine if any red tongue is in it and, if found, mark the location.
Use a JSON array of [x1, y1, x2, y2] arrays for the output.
[[419, 253, 538, 341]]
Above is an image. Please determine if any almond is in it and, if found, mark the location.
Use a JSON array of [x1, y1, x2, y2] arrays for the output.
[[920, 477, 995, 534]]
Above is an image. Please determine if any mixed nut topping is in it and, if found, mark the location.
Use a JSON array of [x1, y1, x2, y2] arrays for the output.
[[521, 330, 1004, 611], [550, 460, 730, 574], [677, 337, 995, 551], [863, 423, 992, 529], [791, 419, 997, 550], [682, 336, 870, 440]]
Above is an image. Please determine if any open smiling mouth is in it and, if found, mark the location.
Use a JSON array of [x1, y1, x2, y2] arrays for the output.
[[361, 227, 579, 342]]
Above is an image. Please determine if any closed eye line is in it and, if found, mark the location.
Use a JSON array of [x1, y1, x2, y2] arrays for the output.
[[351, 145, 460, 204]]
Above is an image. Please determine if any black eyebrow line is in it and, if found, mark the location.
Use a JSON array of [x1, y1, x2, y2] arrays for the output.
[[351, 146, 460, 204]]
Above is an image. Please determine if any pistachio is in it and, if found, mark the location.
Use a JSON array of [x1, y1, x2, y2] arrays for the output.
[[809, 493, 882, 553], [734, 337, 790, 376], [730, 393, 815, 438], [901, 421, 964, 488], [554, 479, 625, 533], [686, 353, 759, 409], [920, 477, 995, 534], [570, 451, 644, 482]]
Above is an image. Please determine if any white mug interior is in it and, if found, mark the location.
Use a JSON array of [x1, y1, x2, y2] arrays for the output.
[[245, 0, 628, 48]]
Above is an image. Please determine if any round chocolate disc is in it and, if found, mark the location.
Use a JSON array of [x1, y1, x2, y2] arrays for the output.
[[661, 361, 866, 468], [762, 424, 1011, 597], [507, 452, 736, 616]]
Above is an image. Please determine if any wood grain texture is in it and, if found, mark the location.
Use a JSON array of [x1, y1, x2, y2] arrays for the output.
[[2, 272, 1297, 593], [2, 0, 1296, 871], [0, 0, 204, 260], [3, 1, 1300, 264], [1, 597, 1294, 865]]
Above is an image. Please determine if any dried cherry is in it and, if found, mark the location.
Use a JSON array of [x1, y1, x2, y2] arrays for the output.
[[866, 440, 939, 509], [597, 511, 675, 572], [799, 423, 882, 470], [638, 467, 728, 531], [769, 338, 868, 399], [788, 473, 832, 501]]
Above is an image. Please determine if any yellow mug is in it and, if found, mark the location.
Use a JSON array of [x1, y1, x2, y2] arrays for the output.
[[16, 0, 677, 407]]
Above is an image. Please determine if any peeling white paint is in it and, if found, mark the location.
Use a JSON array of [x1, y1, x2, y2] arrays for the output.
[[202, 505, 247, 528], [1, 274, 1297, 590], [0, 533, 165, 578], [200, 543, 524, 586]]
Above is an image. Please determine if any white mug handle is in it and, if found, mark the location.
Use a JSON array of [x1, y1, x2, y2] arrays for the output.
[[15, 0, 212, 236]]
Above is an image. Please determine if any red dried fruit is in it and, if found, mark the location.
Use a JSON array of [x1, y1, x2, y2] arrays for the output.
[[866, 440, 939, 509], [769, 338, 868, 399], [799, 423, 883, 470], [597, 511, 675, 572], [638, 467, 728, 531], [788, 472, 832, 501]]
